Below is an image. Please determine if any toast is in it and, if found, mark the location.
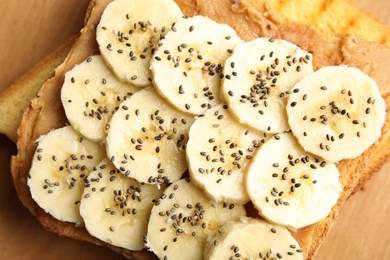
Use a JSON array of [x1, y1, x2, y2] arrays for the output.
[[8, 0, 390, 259]]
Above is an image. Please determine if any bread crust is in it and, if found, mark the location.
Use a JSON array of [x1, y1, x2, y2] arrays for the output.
[[0, 35, 77, 142], [10, 0, 390, 259]]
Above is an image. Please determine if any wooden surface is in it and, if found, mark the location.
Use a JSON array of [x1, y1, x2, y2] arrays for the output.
[[0, 0, 389, 259]]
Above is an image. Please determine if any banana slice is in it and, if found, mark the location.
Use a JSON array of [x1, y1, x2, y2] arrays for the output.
[[245, 132, 341, 230], [221, 37, 314, 133], [27, 126, 105, 224], [204, 217, 303, 260], [151, 15, 241, 115], [186, 104, 266, 204], [61, 55, 139, 142], [96, 0, 183, 86], [145, 178, 246, 260], [106, 88, 195, 185], [286, 65, 386, 163], [79, 158, 164, 250]]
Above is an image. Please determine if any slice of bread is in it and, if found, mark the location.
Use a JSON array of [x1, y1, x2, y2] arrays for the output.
[[9, 0, 390, 259]]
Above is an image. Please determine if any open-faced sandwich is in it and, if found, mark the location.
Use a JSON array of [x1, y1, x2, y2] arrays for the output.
[[5, 0, 390, 259]]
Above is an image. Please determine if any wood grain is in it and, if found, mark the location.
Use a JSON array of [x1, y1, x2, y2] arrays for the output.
[[0, 0, 388, 259]]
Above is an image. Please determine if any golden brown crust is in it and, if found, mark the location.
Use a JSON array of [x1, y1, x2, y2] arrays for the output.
[[0, 35, 77, 142], [354, 96, 390, 191], [10, 0, 390, 259]]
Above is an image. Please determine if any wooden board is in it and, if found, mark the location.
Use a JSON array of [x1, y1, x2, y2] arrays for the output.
[[0, 0, 388, 259]]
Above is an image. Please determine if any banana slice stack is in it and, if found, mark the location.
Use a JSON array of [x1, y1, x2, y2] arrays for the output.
[[186, 104, 266, 204], [106, 87, 195, 185], [287, 65, 385, 163], [204, 217, 303, 259], [221, 37, 314, 133], [27, 0, 386, 258], [28, 126, 105, 225], [96, 0, 183, 86], [151, 15, 241, 115], [80, 158, 164, 250], [61, 55, 139, 142], [146, 178, 246, 259]]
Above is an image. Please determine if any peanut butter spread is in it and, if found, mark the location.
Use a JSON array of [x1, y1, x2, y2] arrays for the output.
[[11, 0, 390, 259]]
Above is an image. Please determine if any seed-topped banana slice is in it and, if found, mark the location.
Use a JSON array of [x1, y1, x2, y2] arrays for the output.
[[245, 132, 341, 230], [204, 217, 303, 260], [96, 0, 183, 86], [106, 88, 195, 185], [145, 178, 246, 260], [186, 104, 266, 204], [61, 55, 139, 142], [151, 15, 241, 115], [286, 65, 386, 163], [79, 158, 164, 251], [27, 126, 105, 224], [221, 38, 314, 133]]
